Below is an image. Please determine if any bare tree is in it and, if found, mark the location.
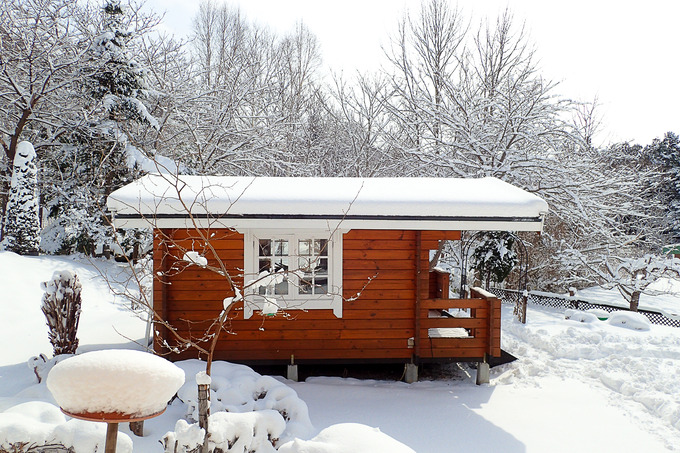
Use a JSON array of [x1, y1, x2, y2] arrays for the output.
[[0, 0, 90, 163], [384, 0, 467, 160], [0, 0, 94, 237], [323, 72, 400, 176]]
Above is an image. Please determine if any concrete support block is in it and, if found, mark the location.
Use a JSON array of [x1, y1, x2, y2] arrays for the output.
[[405, 363, 418, 383], [476, 362, 490, 385], [287, 364, 299, 382]]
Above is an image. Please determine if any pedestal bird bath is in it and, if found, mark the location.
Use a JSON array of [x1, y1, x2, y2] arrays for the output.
[[47, 349, 185, 453]]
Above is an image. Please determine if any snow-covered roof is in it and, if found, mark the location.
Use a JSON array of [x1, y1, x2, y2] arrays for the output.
[[106, 175, 548, 231]]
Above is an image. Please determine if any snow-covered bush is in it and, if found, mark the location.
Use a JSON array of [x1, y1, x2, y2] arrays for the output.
[[607, 312, 651, 331], [40, 271, 82, 356], [0, 401, 132, 453], [564, 309, 598, 323], [175, 360, 313, 445], [162, 410, 286, 453], [1, 141, 40, 256]]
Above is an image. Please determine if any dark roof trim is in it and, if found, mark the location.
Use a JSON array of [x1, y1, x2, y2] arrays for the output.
[[113, 212, 543, 223]]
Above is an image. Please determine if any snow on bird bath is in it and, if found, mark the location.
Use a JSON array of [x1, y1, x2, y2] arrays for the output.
[[46, 349, 185, 417]]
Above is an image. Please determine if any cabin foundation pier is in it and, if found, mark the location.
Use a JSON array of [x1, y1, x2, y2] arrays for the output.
[[405, 363, 418, 383], [476, 362, 490, 385], [287, 364, 299, 382]]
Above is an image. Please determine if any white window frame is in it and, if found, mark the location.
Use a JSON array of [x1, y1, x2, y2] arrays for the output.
[[243, 229, 343, 319]]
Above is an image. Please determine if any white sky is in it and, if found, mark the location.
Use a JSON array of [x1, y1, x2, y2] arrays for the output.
[[145, 0, 679, 146]]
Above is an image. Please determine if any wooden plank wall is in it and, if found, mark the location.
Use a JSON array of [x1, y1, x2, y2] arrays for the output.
[[153, 228, 478, 364]]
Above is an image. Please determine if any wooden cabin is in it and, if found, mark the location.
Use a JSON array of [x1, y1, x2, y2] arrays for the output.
[[107, 175, 547, 374]]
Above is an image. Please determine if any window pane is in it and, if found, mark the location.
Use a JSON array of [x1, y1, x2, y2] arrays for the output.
[[259, 239, 271, 257], [298, 239, 311, 256], [316, 257, 328, 275], [274, 240, 288, 256], [299, 275, 312, 294], [274, 257, 288, 272], [298, 257, 312, 272], [259, 259, 271, 273], [314, 239, 328, 256], [315, 277, 328, 294]]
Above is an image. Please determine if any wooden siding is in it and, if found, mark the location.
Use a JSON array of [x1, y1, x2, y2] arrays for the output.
[[152, 228, 501, 364]]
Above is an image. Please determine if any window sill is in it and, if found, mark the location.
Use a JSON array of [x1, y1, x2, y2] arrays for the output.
[[243, 294, 342, 319]]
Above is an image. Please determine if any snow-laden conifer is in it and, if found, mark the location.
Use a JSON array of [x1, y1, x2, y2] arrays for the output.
[[90, 0, 159, 129], [1, 141, 40, 255], [39, 0, 161, 255]]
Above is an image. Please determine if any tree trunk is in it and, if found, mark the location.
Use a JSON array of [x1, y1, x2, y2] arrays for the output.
[[630, 291, 640, 312]]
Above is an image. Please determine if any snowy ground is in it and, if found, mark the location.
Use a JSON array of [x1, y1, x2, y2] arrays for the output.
[[1, 251, 679, 452]]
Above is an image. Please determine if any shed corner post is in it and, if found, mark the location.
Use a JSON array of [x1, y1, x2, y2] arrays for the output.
[[412, 231, 424, 379], [153, 229, 171, 355]]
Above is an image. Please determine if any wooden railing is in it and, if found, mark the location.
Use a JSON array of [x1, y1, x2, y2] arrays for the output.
[[418, 287, 501, 360]]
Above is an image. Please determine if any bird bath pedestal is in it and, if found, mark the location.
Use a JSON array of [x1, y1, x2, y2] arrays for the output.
[[61, 409, 165, 453]]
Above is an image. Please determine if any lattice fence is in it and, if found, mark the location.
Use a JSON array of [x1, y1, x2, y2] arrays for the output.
[[489, 288, 680, 328]]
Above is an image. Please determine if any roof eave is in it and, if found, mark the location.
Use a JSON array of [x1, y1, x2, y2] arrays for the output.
[[110, 213, 546, 232]]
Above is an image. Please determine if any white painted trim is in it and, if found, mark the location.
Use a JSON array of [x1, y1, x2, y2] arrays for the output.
[[242, 229, 343, 319]]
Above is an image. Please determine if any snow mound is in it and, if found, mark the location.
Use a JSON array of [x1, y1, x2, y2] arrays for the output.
[[564, 309, 599, 323], [278, 423, 416, 453], [0, 401, 133, 453], [176, 360, 313, 443], [586, 308, 610, 320], [607, 312, 651, 331], [46, 349, 184, 417]]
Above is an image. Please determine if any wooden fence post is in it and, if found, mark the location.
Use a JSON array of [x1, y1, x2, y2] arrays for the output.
[[198, 383, 210, 453]]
